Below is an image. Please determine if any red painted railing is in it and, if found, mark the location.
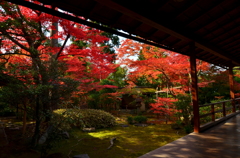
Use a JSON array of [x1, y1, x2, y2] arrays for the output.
[[199, 98, 240, 132]]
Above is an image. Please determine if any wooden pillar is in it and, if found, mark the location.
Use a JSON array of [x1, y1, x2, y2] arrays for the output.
[[189, 43, 200, 133], [222, 102, 226, 117], [229, 64, 235, 112]]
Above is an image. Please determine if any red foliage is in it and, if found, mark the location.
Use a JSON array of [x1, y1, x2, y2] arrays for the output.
[[0, 2, 117, 92], [150, 97, 178, 115], [118, 39, 214, 114], [118, 39, 212, 93]]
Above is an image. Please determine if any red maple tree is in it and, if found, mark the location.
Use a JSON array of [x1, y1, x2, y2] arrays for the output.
[[117, 39, 213, 115], [0, 1, 117, 145]]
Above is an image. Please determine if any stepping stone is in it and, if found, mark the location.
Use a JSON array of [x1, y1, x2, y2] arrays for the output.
[[73, 154, 90, 158], [9, 127, 20, 130], [148, 123, 155, 125], [134, 124, 148, 127], [82, 127, 95, 132], [62, 131, 70, 139]]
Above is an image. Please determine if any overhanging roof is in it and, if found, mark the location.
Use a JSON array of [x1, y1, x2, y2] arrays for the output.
[[6, 0, 240, 68]]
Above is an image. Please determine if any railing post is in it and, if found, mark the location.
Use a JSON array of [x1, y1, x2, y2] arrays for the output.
[[238, 100, 240, 110], [222, 102, 226, 117], [211, 104, 215, 121], [229, 64, 236, 112]]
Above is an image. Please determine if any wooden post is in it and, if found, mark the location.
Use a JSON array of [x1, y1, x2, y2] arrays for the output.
[[211, 104, 215, 121], [189, 43, 200, 133], [222, 102, 226, 117], [238, 100, 240, 111], [229, 64, 235, 112]]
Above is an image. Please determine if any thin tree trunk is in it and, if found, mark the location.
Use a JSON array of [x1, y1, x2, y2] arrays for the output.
[[32, 96, 41, 146], [22, 104, 27, 135], [16, 104, 19, 119]]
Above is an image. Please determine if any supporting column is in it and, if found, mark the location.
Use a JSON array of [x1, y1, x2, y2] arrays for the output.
[[189, 43, 200, 133], [228, 64, 235, 112]]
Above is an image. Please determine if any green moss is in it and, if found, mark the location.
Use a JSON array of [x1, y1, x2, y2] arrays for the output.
[[52, 124, 186, 158], [2, 115, 186, 158]]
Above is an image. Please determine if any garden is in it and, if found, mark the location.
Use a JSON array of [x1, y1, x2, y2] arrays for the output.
[[1, 1, 240, 158], [0, 110, 188, 158]]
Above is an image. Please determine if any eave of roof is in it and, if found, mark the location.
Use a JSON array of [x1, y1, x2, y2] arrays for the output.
[[6, 0, 240, 68]]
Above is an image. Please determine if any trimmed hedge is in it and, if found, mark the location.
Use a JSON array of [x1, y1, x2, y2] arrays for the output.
[[52, 109, 116, 130], [80, 109, 116, 128], [127, 115, 148, 124], [52, 108, 84, 131]]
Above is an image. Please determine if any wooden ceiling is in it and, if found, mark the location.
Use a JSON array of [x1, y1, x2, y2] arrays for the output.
[[6, 0, 240, 68]]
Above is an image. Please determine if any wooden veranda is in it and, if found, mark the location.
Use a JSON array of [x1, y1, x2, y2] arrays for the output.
[[139, 113, 240, 158], [5, 0, 240, 133]]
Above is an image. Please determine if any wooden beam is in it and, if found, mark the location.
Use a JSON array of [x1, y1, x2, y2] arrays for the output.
[[224, 39, 240, 51], [229, 64, 236, 112], [5, 0, 178, 53], [211, 24, 240, 46], [221, 36, 240, 50], [95, 0, 240, 66], [145, 28, 159, 38], [109, 13, 123, 26], [87, 3, 104, 18], [9, 0, 240, 67], [193, 1, 240, 34], [203, 10, 240, 42], [95, 0, 189, 40], [166, 0, 199, 20], [179, 0, 226, 28], [189, 43, 200, 133]]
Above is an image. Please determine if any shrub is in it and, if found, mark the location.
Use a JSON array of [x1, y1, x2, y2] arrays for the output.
[[52, 108, 84, 131], [184, 124, 193, 134], [133, 115, 147, 123], [127, 116, 134, 124], [80, 109, 116, 128], [52, 109, 116, 130], [0, 105, 15, 117], [174, 94, 192, 125]]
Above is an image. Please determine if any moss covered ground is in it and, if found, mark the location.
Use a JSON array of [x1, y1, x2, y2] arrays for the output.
[[0, 115, 186, 158], [50, 116, 186, 158]]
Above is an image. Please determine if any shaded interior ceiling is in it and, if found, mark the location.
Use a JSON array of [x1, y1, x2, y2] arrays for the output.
[[6, 0, 240, 68]]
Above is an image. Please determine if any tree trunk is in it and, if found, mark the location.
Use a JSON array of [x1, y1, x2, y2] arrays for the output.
[[32, 96, 41, 146], [16, 104, 19, 119], [22, 104, 27, 135]]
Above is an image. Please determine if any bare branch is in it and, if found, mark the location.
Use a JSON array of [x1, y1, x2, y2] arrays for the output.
[[55, 34, 70, 60], [0, 53, 31, 57], [16, 5, 34, 47], [34, 13, 46, 49], [1, 29, 30, 52]]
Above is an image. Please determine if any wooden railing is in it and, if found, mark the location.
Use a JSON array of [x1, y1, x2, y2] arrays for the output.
[[199, 98, 240, 132]]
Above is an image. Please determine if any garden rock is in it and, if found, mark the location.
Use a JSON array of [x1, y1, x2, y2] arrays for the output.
[[73, 154, 90, 158], [171, 124, 182, 130], [38, 132, 47, 144], [82, 127, 95, 132], [38, 125, 54, 144], [62, 131, 70, 139], [121, 124, 129, 127], [9, 126, 20, 130], [148, 122, 155, 125], [134, 124, 148, 127]]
